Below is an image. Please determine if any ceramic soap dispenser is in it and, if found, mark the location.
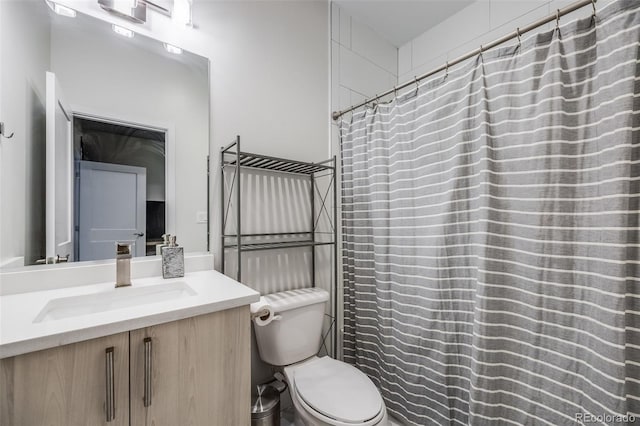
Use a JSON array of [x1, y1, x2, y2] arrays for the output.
[[162, 235, 184, 278]]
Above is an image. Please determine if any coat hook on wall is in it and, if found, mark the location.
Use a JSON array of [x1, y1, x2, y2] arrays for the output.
[[0, 122, 14, 139]]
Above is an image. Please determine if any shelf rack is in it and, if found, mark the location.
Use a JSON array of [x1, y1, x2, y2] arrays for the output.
[[220, 135, 338, 357]]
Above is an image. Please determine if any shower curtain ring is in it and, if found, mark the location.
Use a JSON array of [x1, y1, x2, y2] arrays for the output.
[[414, 76, 419, 92], [516, 27, 521, 47], [394, 86, 398, 98], [445, 61, 449, 78], [556, 9, 560, 30], [591, 0, 596, 18]]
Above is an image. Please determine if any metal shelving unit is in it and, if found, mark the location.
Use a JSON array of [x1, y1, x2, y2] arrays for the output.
[[220, 135, 338, 357]]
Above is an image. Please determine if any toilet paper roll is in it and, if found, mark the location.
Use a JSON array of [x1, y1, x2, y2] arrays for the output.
[[250, 298, 280, 326]]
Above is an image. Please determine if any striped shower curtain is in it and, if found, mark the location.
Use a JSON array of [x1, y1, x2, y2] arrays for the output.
[[340, 2, 640, 424]]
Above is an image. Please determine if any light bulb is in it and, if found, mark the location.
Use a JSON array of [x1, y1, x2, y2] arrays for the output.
[[112, 24, 134, 38], [46, 1, 77, 18], [164, 44, 183, 55], [173, 0, 192, 26]]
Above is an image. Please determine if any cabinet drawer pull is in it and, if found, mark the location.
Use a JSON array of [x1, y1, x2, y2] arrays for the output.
[[144, 337, 152, 407], [105, 347, 116, 422]]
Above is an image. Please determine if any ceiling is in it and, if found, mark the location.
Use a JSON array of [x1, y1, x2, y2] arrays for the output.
[[334, 0, 475, 47]]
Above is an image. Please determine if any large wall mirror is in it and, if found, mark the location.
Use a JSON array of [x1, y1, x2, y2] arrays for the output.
[[0, 1, 210, 268]]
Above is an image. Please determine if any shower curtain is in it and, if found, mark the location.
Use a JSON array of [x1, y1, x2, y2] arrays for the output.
[[340, 2, 640, 424]]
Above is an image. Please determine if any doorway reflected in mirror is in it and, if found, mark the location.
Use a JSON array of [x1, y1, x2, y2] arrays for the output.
[[74, 117, 165, 261]]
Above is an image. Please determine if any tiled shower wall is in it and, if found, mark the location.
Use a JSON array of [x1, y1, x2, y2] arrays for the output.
[[398, 0, 613, 83], [331, 3, 399, 113], [330, 1, 399, 165]]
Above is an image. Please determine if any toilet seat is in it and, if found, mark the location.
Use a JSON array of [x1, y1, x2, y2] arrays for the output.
[[291, 357, 384, 425]]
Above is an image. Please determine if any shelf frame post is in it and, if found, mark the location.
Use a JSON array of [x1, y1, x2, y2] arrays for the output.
[[219, 148, 225, 275], [332, 155, 338, 359], [310, 173, 315, 288], [235, 136, 242, 282]]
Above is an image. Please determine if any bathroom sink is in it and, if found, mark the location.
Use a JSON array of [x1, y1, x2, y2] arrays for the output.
[[33, 282, 197, 323]]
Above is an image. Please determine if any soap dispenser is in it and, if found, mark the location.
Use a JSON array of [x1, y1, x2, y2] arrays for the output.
[[162, 235, 184, 278], [156, 233, 171, 256]]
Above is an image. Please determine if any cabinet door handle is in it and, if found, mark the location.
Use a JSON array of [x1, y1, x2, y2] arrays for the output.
[[143, 337, 152, 407], [105, 347, 116, 422]]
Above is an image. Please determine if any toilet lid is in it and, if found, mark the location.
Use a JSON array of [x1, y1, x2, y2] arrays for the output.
[[294, 357, 383, 423]]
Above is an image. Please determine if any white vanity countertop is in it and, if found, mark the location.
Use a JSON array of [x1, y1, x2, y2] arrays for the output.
[[0, 270, 260, 359]]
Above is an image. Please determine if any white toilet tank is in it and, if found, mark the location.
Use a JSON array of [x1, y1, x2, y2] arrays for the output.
[[254, 288, 329, 366]]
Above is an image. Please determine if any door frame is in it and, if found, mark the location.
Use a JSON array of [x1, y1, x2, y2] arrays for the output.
[[46, 72, 74, 261], [70, 105, 175, 239]]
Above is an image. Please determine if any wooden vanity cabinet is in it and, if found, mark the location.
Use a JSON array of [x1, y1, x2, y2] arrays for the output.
[[0, 332, 130, 426], [0, 306, 250, 426], [130, 306, 251, 426]]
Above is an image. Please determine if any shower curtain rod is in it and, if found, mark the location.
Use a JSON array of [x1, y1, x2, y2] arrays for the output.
[[331, 0, 596, 121]]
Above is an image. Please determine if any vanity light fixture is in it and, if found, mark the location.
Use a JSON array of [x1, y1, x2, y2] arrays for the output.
[[164, 43, 182, 55], [46, 1, 77, 18], [112, 24, 135, 38], [98, 0, 146, 24]]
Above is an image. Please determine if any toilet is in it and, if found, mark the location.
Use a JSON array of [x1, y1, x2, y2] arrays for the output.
[[253, 288, 388, 426]]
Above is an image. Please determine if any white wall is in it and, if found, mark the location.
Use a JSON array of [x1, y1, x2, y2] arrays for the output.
[[56, 0, 330, 160], [58, 0, 331, 391], [0, 1, 51, 267], [398, 0, 610, 83], [50, 20, 209, 252], [200, 0, 330, 394]]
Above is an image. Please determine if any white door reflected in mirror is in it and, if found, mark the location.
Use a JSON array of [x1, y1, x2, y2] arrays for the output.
[[77, 161, 146, 261], [45, 71, 74, 263]]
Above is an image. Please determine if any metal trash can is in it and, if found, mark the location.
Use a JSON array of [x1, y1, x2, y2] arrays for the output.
[[251, 385, 280, 426]]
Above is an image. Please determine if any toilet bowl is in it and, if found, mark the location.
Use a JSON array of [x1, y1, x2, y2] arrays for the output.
[[253, 288, 387, 426], [284, 356, 387, 426]]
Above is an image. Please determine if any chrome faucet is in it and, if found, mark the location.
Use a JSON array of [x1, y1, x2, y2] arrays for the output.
[[115, 243, 132, 288]]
